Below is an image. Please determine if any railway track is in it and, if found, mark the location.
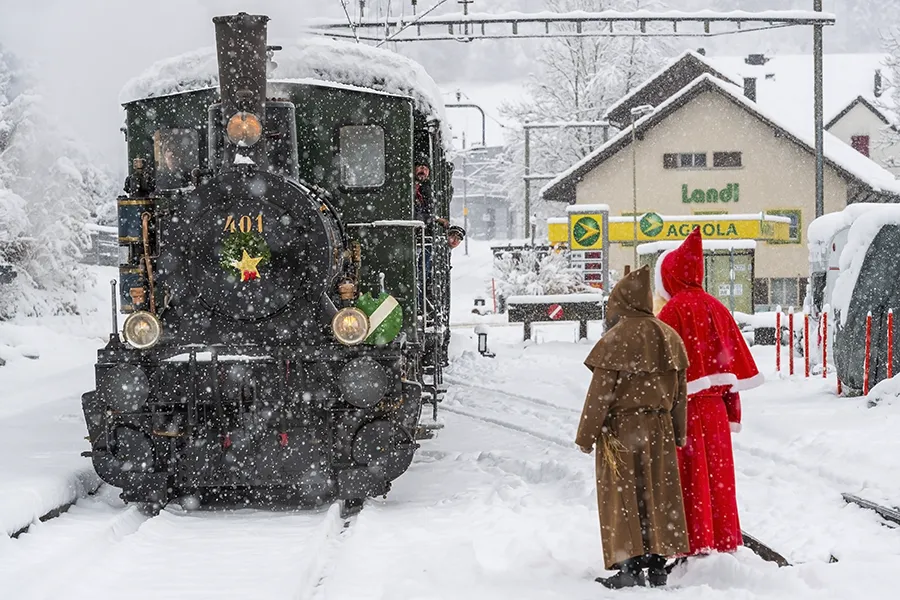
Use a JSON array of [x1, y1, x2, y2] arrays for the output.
[[1, 486, 354, 598], [444, 377, 900, 568]]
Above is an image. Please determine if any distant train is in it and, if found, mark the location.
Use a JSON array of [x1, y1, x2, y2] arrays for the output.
[[81, 13, 454, 514]]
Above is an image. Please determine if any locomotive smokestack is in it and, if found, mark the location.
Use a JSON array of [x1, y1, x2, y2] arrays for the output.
[[213, 13, 270, 168]]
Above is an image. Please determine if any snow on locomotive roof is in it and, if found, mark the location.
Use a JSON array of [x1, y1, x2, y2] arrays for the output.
[[119, 35, 449, 139]]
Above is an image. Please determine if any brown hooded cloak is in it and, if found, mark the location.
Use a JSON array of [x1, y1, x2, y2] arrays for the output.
[[575, 265, 690, 570]]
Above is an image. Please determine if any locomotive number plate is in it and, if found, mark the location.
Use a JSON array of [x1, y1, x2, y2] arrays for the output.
[[224, 214, 264, 234]]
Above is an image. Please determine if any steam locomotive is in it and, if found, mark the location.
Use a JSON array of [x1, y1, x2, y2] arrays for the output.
[[81, 13, 453, 514]]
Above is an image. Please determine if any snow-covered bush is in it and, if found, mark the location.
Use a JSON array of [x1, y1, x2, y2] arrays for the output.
[[492, 248, 593, 299], [0, 45, 113, 318]]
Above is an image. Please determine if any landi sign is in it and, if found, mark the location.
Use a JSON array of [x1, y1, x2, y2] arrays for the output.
[[682, 183, 740, 204]]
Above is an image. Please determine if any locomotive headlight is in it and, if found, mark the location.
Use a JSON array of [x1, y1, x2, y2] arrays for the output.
[[122, 311, 162, 350], [225, 112, 263, 147], [332, 308, 369, 346]]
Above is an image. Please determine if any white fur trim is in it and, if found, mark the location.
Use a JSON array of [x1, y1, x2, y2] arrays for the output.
[[654, 249, 674, 301], [730, 422, 742, 433], [686, 372, 766, 396]]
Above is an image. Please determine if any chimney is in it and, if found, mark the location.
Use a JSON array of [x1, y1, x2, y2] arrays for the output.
[[875, 69, 884, 98], [744, 77, 757, 102], [696, 47, 707, 56], [745, 53, 769, 66], [213, 12, 271, 169]]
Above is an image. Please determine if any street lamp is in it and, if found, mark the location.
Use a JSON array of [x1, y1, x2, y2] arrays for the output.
[[630, 104, 654, 269]]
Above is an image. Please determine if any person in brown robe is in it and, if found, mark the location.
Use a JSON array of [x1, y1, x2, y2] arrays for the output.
[[575, 265, 690, 589]]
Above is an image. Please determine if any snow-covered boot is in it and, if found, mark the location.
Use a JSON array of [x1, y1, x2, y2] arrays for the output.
[[595, 559, 645, 589], [647, 555, 667, 587]]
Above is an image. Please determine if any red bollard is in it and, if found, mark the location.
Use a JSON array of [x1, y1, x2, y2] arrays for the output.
[[776, 309, 782, 373], [804, 313, 810, 378], [889, 309, 894, 380], [864, 311, 873, 395], [822, 311, 828, 380], [789, 308, 795, 376]]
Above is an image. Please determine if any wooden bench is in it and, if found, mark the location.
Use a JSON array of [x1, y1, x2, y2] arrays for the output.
[[506, 294, 606, 341]]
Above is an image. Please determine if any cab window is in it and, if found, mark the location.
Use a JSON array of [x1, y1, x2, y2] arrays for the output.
[[339, 125, 385, 189], [153, 129, 199, 190]]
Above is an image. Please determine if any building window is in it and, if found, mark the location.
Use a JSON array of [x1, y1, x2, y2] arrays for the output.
[[753, 278, 770, 306], [681, 153, 706, 168], [851, 135, 870, 157], [663, 152, 707, 169], [770, 278, 799, 308], [339, 125, 385, 188], [713, 151, 743, 168], [767, 209, 802, 244]]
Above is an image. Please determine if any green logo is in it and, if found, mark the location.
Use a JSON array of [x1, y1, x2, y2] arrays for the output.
[[640, 212, 664, 237], [573, 216, 601, 248]]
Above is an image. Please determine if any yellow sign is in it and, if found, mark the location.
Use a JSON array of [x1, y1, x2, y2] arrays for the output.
[[550, 212, 792, 245], [609, 213, 792, 243], [548, 220, 568, 246], [569, 214, 605, 250]]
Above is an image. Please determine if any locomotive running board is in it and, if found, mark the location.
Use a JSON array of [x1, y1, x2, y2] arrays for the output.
[[843, 493, 900, 526]]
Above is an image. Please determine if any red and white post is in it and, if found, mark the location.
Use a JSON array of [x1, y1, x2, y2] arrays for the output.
[[804, 312, 810, 378], [775, 306, 782, 373], [788, 307, 795, 376], [864, 311, 873, 395], [888, 309, 894, 380], [822, 310, 828, 378]]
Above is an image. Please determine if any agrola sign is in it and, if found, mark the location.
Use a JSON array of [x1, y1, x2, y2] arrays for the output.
[[639, 212, 738, 239], [682, 183, 740, 204]]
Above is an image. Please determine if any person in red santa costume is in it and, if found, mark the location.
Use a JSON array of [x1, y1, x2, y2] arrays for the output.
[[653, 226, 764, 558]]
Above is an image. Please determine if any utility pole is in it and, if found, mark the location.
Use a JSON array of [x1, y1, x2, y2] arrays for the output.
[[462, 144, 469, 256], [813, 0, 825, 219], [524, 124, 531, 239], [521, 121, 610, 239], [459, 0, 474, 39]]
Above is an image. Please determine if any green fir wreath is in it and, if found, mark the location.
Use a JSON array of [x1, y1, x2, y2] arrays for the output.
[[219, 231, 272, 278]]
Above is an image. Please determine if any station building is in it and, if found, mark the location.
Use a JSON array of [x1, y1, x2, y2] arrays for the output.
[[541, 51, 900, 311]]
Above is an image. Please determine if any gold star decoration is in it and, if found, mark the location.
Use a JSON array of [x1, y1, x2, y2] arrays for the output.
[[231, 249, 264, 282]]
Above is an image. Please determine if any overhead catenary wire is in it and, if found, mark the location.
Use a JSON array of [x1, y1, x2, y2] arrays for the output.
[[338, 0, 361, 43]]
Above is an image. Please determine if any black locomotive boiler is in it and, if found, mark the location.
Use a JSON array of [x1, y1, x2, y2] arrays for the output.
[[81, 13, 454, 514]]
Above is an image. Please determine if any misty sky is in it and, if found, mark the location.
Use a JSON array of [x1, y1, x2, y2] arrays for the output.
[[0, 0, 894, 172], [0, 1, 345, 169]]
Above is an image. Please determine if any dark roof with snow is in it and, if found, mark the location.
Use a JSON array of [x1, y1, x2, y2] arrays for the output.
[[603, 50, 739, 128]]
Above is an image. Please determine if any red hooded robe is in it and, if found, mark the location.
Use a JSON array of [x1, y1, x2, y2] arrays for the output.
[[655, 227, 763, 556]]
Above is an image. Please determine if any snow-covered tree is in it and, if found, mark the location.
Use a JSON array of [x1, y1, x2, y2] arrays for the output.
[[0, 44, 113, 318], [496, 0, 676, 236], [493, 248, 593, 300]]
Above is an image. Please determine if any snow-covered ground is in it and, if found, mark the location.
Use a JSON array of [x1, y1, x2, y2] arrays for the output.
[[2, 243, 900, 598]]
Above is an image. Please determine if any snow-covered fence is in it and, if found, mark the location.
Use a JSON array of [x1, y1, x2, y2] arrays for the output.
[[83, 224, 118, 267], [506, 293, 605, 341]]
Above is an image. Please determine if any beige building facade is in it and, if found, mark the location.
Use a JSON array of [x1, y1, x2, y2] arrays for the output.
[[543, 68, 900, 311]]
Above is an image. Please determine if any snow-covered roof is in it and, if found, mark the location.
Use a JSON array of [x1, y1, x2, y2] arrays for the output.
[[807, 203, 886, 268], [604, 49, 738, 124], [541, 74, 900, 202], [119, 36, 450, 145], [705, 53, 893, 131], [832, 205, 900, 324], [637, 240, 757, 255]]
